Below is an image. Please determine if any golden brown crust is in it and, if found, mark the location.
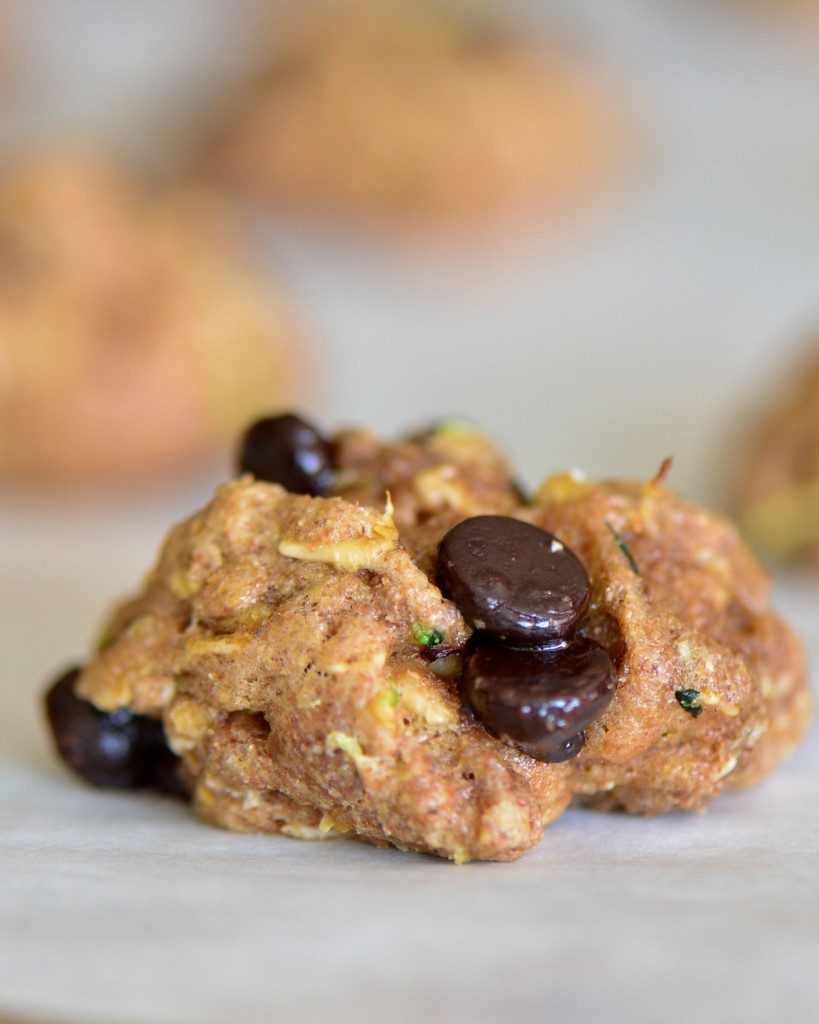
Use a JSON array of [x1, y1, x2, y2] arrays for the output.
[[0, 152, 297, 482], [75, 429, 811, 861], [205, 1, 619, 226]]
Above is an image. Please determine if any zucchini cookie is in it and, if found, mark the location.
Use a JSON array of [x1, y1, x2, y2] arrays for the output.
[[45, 416, 811, 862], [0, 152, 296, 483], [205, 1, 619, 227], [738, 345, 819, 568]]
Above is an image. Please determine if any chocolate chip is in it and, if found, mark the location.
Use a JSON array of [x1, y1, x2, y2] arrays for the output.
[[530, 729, 586, 764], [44, 666, 185, 795], [238, 413, 334, 496], [458, 637, 614, 762], [148, 732, 190, 798], [436, 516, 590, 645]]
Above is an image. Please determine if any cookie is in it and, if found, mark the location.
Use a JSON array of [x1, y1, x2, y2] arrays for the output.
[[732, 0, 819, 26], [0, 152, 297, 483], [738, 345, 819, 568], [205, 1, 619, 227], [44, 417, 811, 862]]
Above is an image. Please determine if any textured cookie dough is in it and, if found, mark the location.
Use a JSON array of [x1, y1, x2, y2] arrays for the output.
[[738, 346, 819, 568], [0, 152, 296, 483], [71, 423, 811, 862], [530, 470, 810, 811], [205, 0, 619, 226]]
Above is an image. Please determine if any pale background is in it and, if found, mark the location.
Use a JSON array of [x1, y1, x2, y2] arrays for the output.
[[2, 1, 819, 1022]]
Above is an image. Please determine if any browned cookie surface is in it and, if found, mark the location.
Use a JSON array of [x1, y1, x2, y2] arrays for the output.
[[68, 425, 810, 861]]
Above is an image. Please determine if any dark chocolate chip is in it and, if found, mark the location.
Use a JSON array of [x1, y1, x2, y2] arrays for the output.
[[149, 735, 190, 798], [238, 413, 334, 496], [535, 729, 587, 764], [458, 636, 614, 763], [436, 516, 590, 645], [44, 666, 185, 796]]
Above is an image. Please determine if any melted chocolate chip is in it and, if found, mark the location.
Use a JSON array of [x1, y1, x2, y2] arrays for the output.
[[44, 666, 185, 795], [436, 516, 590, 645], [458, 637, 614, 763], [238, 413, 334, 496]]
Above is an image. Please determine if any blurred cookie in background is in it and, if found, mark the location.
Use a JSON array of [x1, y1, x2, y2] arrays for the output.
[[719, 0, 819, 38], [0, 151, 299, 485], [204, 0, 623, 229], [738, 342, 819, 568], [736, 0, 819, 24]]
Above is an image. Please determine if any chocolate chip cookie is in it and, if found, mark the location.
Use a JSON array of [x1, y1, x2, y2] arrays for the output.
[[45, 417, 811, 861], [205, 1, 620, 227], [0, 152, 297, 483]]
